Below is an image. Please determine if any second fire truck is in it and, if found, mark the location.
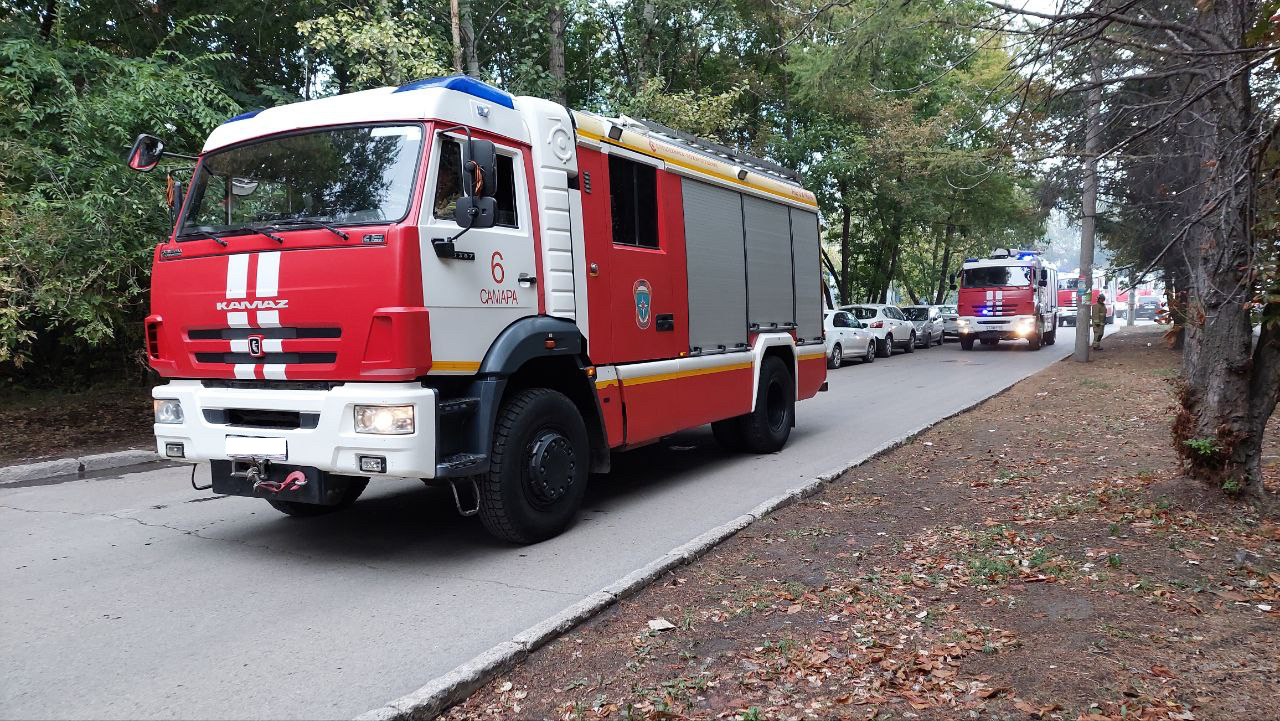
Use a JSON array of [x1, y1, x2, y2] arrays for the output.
[[954, 250, 1059, 350], [128, 76, 827, 544]]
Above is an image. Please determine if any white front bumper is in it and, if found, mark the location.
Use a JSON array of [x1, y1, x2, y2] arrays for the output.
[[957, 315, 1037, 334], [152, 380, 438, 479]]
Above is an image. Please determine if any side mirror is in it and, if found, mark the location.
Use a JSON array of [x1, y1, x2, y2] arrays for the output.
[[948, 273, 957, 291], [454, 196, 497, 229], [462, 139, 498, 198], [1040, 268, 1048, 282], [126, 134, 165, 172], [1038, 279, 1048, 287]]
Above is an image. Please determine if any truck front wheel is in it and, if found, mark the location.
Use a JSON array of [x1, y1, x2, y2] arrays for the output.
[[960, 335, 975, 350], [479, 388, 589, 544]]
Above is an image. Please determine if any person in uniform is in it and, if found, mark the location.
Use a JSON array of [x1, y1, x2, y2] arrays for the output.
[[1091, 293, 1107, 350]]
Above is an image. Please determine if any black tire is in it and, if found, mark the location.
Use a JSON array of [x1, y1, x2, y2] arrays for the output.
[[960, 335, 975, 350], [904, 332, 916, 353], [1027, 328, 1042, 350], [266, 478, 368, 517], [863, 340, 876, 363], [478, 388, 589, 544], [828, 343, 843, 369], [1045, 327, 1057, 345], [1106, 314, 1115, 326], [737, 355, 794, 453], [876, 334, 892, 358]]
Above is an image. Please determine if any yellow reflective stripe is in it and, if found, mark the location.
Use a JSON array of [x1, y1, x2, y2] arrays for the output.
[[431, 360, 481, 373], [575, 128, 818, 209], [797, 351, 827, 361], [621, 361, 753, 387]]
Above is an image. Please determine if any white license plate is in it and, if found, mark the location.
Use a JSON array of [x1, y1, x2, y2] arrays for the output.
[[225, 436, 288, 460]]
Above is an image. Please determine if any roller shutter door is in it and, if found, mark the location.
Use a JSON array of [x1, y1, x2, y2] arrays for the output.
[[682, 179, 748, 352], [790, 208, 823, 343], [743, 195, 795, 330]]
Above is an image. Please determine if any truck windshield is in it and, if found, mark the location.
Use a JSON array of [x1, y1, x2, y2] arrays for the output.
[[962, 266, 1032, 288], [178, 124, 423, 238]]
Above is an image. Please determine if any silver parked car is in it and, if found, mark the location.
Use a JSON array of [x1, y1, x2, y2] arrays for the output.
[[842, 304, 917, 357], [938, 304, 959, 338], [901, 305, 944, 347], [824, 309, 877, 367]]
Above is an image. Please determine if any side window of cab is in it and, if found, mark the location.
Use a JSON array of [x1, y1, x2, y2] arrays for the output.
[[429, 136, 521, 228]]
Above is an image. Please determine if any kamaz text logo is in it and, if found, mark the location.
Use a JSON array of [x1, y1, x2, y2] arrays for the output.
[[216, 299, 289, 311]]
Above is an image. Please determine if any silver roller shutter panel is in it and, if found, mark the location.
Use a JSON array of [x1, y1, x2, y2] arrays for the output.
[[743, 194, 795, 330], [790, 208, 823, 343], [681, 179, 748, 352]]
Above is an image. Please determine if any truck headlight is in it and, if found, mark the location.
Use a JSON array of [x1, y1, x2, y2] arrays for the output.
[[354, 405, 415, 435], [153, 399, 184, 424]]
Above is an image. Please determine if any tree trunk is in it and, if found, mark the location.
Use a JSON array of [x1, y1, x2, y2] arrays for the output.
[[839, 179, 851, 305], [548, 1, 567, 104], [39, 0, 57, 39], [1172, 0, 1274, 501], [880, 208, 904, 304], [449, 0, 464, 73], [460, 0, 479, 76], [934, 223, 955, 304]]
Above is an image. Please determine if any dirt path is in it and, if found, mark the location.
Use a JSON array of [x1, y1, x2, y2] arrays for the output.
[[0, 383, 153, 463], [443, 327, 1279, 721]]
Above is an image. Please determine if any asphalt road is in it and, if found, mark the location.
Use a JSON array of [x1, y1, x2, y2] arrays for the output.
[[1, 324, 1120, 720]]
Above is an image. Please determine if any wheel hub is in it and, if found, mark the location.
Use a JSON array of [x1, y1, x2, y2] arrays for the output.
[[526, 431, 576, 505]]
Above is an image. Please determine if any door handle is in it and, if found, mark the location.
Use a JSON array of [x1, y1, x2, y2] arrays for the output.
[[655, 314, 674, 332]]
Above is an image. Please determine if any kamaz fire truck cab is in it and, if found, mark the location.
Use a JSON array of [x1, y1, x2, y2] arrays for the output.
[[128, 76, 827, 543], [953, 249, 1058, 350]]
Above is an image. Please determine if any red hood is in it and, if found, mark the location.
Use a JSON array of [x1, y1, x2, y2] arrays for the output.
[[958, 286, 1035, 317], [146, 226, 429, 381]]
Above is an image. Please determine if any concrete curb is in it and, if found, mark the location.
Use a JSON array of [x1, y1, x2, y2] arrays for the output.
[[0, 449, 164, 485], [357, 370, 1036, 721]]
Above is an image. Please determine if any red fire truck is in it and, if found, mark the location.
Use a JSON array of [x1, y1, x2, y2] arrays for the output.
[[1056, 276, 1114, 327], [954, 250, 1058, 350], [127, 76, 827, 543]]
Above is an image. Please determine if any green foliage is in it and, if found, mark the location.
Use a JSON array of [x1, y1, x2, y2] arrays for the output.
[[1, 0, 1046, 383], [297, 6, 450, 93], [614, 78, 743, 143], [1182, 438, 1221, 458], [0, 21, 238, 377]]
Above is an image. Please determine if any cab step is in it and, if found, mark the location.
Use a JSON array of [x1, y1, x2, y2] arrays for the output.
[[437, 397, 479, 416], [436, 452, 487, 477]]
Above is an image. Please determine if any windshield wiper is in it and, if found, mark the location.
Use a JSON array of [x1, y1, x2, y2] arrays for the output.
[[177, 229, 228, 246], [267, 218, 349, 241], [225, 225, 286, 243]]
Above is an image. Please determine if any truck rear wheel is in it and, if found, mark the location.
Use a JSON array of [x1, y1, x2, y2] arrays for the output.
[[741, 355, 795, 453], [711, 355, 794, 454], [479, 388, 589, 544]]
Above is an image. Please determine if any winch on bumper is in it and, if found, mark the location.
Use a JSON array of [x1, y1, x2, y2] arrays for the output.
[[956, 315, 1039, 340], [152, 380, 438, 480]]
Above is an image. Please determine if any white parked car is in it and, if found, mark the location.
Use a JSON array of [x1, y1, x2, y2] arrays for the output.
[[901, 305, 944, 347], [938, 304, 959, 338], [841, 304, 917, 357], [823, 309, 877, 367]]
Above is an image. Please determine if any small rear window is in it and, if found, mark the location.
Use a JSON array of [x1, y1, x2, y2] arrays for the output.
[[847, 306, 877, 320]]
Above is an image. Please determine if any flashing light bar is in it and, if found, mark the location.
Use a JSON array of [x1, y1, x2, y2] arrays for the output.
[[393, 75, 515, 108]]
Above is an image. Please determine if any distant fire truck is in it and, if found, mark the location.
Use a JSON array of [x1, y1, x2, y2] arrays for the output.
[[127, 76, 827, 543], [954, 250, 1058, 350], [1056, 276, 1114, 327]]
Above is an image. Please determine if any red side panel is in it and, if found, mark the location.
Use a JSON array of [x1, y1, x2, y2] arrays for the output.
[[577, 147, 690, 365], [618, 363, 754, 446], [796, 353, 826, 401], [594, 378, 625, 447]]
